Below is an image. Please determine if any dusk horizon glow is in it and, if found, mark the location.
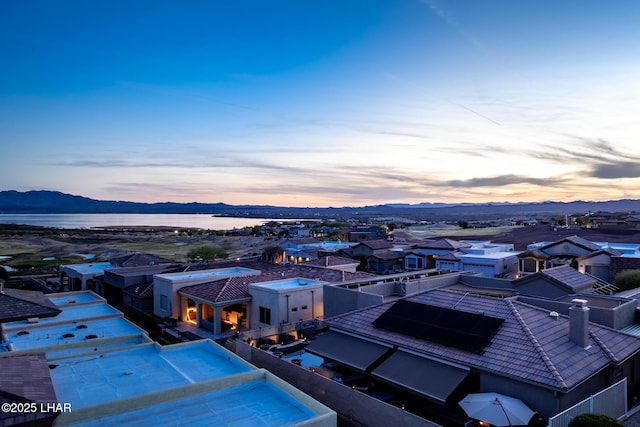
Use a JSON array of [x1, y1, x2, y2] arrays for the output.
[[2, 1, 639, 208]]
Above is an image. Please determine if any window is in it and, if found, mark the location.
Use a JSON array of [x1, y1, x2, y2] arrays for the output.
[[160, 294, 168, 310], [523, 258, 536, 272], [301, 305, 308, 310], [259, 306, 271, 325], [291, 307, 298, 312]]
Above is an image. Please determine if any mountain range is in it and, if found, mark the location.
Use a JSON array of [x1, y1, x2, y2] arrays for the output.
[[1, 190, 639, 221]]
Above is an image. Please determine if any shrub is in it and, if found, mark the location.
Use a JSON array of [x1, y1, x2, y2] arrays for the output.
[[185, 245, 228, 262], [614, 270, 640, 292], [567, 413, 623, 427]]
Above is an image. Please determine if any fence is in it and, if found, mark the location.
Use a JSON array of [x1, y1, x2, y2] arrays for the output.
[[548, 378, 627, 427]]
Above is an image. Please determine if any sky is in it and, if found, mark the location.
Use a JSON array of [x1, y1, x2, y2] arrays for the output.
[[1, 1, 640, 207]]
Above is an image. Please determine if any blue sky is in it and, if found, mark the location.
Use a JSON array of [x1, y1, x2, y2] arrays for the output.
[[1, 1, 639, 207]]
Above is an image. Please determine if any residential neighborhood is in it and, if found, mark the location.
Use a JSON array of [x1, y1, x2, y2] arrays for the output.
[[2, 213, 640, 426]]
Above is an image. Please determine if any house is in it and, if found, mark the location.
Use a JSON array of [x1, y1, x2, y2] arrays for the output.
[[249, 277, 326, 327], [59, 262, 116, 292], [308, 287, 640, 424], [152, 266, 261, 325], [366, 250, 405, 274], [405, 239, 472, 271], [519, 236, 640, 283], [341, 239, 398, 272], [122, 281, 155, 327], [157, 261, 376, 338], [303, 256, 361, 273], [406, 239, 519, 278], [346, 226, 387, 242], [100, 263, 180, 310], [279, 238, 355, 264], [59, 253, 175, 293]]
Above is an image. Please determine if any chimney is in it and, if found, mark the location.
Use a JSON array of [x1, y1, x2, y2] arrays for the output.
[[569, 299, 590, 348]]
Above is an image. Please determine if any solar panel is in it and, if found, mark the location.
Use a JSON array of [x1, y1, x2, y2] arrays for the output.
[[372, 300, 504, 354]]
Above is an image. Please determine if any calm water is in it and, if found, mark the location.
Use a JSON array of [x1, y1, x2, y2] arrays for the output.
[[0, 214, 299, 230]]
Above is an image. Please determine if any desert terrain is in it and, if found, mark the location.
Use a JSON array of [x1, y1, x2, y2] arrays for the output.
[[1, 222, 639, 271]]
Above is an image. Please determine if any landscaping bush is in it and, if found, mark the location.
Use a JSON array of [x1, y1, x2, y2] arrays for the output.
[[614, 270, 640, 292], [567, 413, 623, 427]]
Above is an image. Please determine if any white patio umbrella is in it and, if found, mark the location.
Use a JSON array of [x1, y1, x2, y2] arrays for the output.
[[459, 392, 535, 426]]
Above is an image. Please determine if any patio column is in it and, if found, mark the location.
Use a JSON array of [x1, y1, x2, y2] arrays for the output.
[[213, 306, 223, 335], [197, 302, 203, 327]]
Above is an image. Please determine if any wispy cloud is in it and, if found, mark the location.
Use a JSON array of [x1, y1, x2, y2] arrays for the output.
[[445, 174, 566, 188], [590, 162, 640, 179]]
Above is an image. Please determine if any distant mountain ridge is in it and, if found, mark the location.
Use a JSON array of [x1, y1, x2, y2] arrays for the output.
[[1, 190, 639, 220]]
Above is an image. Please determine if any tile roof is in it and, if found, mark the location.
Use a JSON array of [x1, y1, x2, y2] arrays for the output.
[[436, 250, 466, 261], [517, 249, 550, 259], [324, 289, 640, 391], [305, 256, 360, 268], [389, 230, 428, 244], [0, 290, 61, 323], [512, 266, 596, 293], [354, 240, 393, 250], [540, 266, 596, 291], [0, 353, 57, 402], [577, 248, 624, 260], [418, 238, 472, 250], [179, 262, 376, 304], [539, 236, 601, 252], [367, 250, 405, 261], [110, 253, 174, 267]]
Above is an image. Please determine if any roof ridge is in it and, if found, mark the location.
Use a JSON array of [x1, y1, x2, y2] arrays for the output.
[[589, 329, 619, 364], [506, 299, 568, 390], [214, 277, 233, 302]]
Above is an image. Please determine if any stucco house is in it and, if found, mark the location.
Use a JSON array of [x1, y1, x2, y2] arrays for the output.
[[518, 236, 640, 284], [309, 287, 640, 425], [406, 239, 519, 278]]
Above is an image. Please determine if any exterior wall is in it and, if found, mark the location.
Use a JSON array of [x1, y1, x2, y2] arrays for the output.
[[323, 285, 384, 318], [578, 253, 612, 282], [516, 296, 637, 329], [366, 257, 402, 274], [249, 282, 324, 328], [230, 341, 439, 427], [436, 260, 460, 271], [351, 245, 375, 258], [153, 276, 177, 319], [556, 368, 613, 414], [104, 270, 158, 290], [515, 278, 571, 299], [405, 254, 426, 270], [404, 272, 472, 294], [152, 268, 261, 319], [479, 372, 558, 420]]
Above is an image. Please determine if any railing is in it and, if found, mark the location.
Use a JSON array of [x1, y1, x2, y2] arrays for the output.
[[548, 378, 627, 427]]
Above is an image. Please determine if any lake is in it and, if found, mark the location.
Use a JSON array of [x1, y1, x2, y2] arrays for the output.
[[0, 214, 303, 230]]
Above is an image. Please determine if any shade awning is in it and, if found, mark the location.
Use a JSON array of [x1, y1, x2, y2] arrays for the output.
[[371, 350, 470, 403], [305, 330, 392, 372]]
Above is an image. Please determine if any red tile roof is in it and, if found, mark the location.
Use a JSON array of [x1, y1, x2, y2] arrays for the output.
[[179, 262, 375, 304], [305, 256, 360, 268]]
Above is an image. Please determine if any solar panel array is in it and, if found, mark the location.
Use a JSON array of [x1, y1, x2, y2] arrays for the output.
[[372, 300, 504, 354]]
